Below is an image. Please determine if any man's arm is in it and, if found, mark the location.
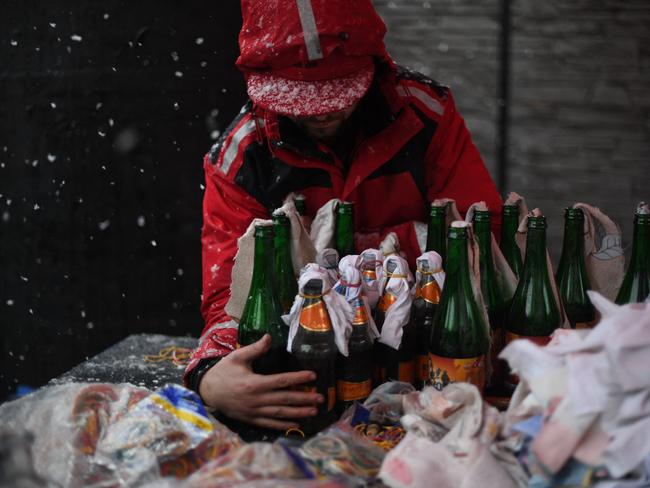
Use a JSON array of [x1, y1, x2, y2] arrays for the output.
[[185, 147, 322, 430]]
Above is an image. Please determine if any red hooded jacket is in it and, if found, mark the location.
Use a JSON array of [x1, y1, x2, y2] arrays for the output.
[[184, 1, 502, 385]]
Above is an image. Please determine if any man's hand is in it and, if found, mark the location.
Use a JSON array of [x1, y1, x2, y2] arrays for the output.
[[198, 334, 323, 430]]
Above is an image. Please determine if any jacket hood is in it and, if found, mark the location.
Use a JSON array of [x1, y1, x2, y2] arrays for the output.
[[236, 0, 389, 72]]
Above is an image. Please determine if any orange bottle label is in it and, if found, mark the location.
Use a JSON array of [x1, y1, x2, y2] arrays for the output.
[[504, 332, 551, 385], [417, 281, 441, 304], [398, 360, 416, 384], [574, 320, 596, 330], [299, 301, 332, 332], [428, 354, 486, 392], [327, 386, 336, 411], [353, 304, 369, 325], [505, 332, 551, 348], [417, 355, 430, 382], [336, 379, 371, 401], [377, 292, 397, 313], [362, 269, 377, 282]]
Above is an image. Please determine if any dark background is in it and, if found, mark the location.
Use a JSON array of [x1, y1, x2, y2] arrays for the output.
[[1, 1, 246, 399], [2, 0, 649, 401]]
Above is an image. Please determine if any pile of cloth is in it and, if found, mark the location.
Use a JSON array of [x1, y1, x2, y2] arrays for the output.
[[1, 292, 649, 488]]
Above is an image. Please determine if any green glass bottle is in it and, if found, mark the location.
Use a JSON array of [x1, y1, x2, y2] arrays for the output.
[[473, 210, 508, 392], [505, 214, 561, 387], [335, 296, 373, 414], [429, 223, 489, 392], [273, 211, 298, 314], [615, 204, 650, 304], [411, 257, 442, 389], [291, 278, 337, 435], [556, 208, 596, 328], [500, 204, 523, 279], [238, 224, 289, 375], [335, 201, 355, 257], [426, 203, 447, 265]]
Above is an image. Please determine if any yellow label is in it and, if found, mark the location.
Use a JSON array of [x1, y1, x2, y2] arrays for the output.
[[428, 354, 486, 392], [336, 379, 371, 401], [299, 301, 333, 332]]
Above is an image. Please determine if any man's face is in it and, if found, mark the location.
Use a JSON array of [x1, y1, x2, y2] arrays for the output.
[[289, 102, 358, 141]]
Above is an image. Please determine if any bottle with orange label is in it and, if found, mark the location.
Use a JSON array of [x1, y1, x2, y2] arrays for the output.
[[505, 214, 561, 388], [372, 260, 396, 385], [237, 224, 289, 375], [335, 294, 373, 414], [428, 222, 489, 392], [290, 278, 337, 435], [411, 255, 442, 389], [473, 210, 508, 393], [556, 208, 596, 329]]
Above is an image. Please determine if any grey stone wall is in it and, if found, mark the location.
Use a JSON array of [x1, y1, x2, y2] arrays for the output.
[[375, 0, 650, 261]]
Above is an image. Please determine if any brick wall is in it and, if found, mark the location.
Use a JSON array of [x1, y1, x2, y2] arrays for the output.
[[375, 0, 650, 261]]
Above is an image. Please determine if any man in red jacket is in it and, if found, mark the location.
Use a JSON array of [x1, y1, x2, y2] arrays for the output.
[[187, 0, 502, 431]]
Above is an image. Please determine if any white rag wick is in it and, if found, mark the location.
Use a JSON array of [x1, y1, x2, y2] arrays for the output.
[[360, 248, 384, 310], [415, 251, 445, 291], [380, 232, 414, 286], [286, 269, 353, 357], [310, 198, 341, 252], [315, 248, 340, 286], [333, 265, 380, 340], [378, 255, 414, 350], [338, 254, 361, 271]]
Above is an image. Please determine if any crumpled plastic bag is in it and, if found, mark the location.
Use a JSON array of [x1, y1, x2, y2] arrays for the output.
[[0, 383, 241, 487], [500, 292, 650, 479], [379, 383, 527, 488]]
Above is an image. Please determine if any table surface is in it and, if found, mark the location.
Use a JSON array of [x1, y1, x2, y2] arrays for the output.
[[50, 333, 197, 389]]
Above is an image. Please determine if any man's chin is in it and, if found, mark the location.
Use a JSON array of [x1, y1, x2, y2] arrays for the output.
[[307, 125, 341, 141]]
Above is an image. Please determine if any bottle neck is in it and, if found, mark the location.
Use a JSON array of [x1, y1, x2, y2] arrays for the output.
[[522, 227, 548, 275], [299, 295, 332, 332], [445, 235, 474, 294], [335, 214, 354, 256], [474, 220, 496, 272], [501, 212, 519, 245], [251, 233, 274, 288], [630, 219, 650, 271], [426, 212, 446, 259], [416, 270, 440, 304], [559, 218, 585, 266]]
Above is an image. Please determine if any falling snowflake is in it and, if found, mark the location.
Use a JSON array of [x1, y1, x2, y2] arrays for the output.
[[151, 240, 157, 247], [70, 34, 83, 42], [47, 153, 57, 162], [175, 71, 183, 78], [137, 215, 146, 227], [98, 220, 110, 230], [10, 40, 18, 47], [195, 37, 204, 45]]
